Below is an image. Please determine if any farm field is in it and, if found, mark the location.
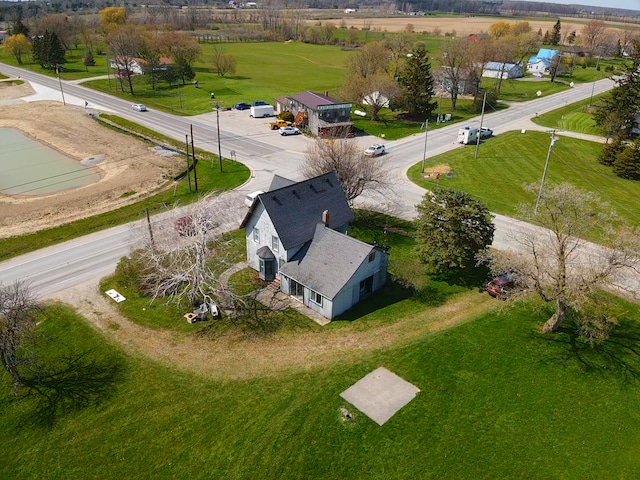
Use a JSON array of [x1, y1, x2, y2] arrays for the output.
[[334, 14, 640, 36], [3, 293, 640, 479], [408, 130, 640, 229]]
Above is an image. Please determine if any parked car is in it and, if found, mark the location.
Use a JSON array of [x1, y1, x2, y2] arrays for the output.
[[280, 126, 301, 136], [244, 190, 264, 207], [485, 273, 520, 300], [234, 102, 251, 110], [480, 127, 493, 139], [252, 100, 270, 106], [175, 216, 196, 236], [364, 144, 386, 157], [132, 103, 147, 112]]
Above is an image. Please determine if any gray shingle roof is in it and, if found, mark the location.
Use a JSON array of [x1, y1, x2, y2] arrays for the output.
[[280, 224, 375, 299], [241, 171, 354, 250], [290, 91, 348, 110], [268, 175, 296, 191]]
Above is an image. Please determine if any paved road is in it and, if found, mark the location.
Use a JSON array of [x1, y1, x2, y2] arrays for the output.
[[0, 62, 619, 297]]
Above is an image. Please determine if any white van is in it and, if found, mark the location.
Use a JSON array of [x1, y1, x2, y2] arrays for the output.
[[457, 127, 479, 145], [244, 190, 264, 207]]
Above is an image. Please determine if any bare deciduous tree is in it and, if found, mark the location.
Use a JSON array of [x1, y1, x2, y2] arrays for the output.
[[0, 280, 41, 386], [481, 183, 640, 344], [212, 44, 237, 77], [133, 194, 245, 308], [107, 25, 143, 95], [302, 135, 390, 203], [581, 20, 608, 53], [440, 37, 474, 110]]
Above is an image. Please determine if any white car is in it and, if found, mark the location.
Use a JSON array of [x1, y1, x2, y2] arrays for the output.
[[280, 126, 301, 136], [132, 103, 147, 112], [480, 127, 493, 139], [364, 144, 386, 157]]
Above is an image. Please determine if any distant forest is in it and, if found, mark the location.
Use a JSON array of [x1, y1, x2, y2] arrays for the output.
[[0, 0, 638, 23]]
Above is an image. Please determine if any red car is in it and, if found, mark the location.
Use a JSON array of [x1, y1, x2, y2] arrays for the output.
[[486, 274, 519, 299], [175, 216, 196, 236]]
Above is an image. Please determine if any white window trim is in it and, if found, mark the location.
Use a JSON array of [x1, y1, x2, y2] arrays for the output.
[[253, 227, 260, 243], [272, 235, 279, 253], [310, 290, 323, 306]]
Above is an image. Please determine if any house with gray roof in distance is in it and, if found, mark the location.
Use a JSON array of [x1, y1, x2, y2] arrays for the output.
[[275, 91, 354, 138], [240, 171, 389, 320], [482, 62, 523, 79]]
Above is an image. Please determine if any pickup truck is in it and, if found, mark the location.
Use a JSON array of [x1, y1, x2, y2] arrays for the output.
[[269, 119, 292, 130]]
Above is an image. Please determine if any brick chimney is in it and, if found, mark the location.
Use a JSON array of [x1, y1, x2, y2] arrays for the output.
[[322, 210, 330, 226]]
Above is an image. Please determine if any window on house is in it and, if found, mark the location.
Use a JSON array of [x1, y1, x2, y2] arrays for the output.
[[360, 275, 374, 297], [272, 236, 279, 253], [253, 228, 260, 243], [368, 251, 376, 262], [310, 290, 323, 306]]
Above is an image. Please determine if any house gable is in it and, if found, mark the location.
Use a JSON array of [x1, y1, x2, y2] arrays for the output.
[[279, 224, 389, 319], [240, 171, 354, 251]]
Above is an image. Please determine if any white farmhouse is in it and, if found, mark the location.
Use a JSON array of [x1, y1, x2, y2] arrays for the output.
[[240, 172, 389, 320]]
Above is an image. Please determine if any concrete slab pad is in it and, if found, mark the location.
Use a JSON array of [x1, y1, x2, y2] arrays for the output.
[[340, 367, 420, 426]]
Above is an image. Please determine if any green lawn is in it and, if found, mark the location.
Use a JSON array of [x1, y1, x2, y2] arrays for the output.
[[352, 95, 507, 140], [102, 211, 481, 334], [485, 77, 571, 102], [3, 295, 640, 478], [532, 92, 607, 135], [408, 130, 640, 227]]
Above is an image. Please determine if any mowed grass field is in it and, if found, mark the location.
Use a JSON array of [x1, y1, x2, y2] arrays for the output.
[[408, 130, 640, 228], [82, 42, 354, 115], [3, 297, 640, 479], [532, 93, 607, 135]]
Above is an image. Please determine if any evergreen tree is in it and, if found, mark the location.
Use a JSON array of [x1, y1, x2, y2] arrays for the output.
[[550, 19, 561, 46], [613, 143, 640, 180], [415, 189, 494, 272], [11, 19, 29, 37], [32, 30, 66, 70], [83, 50, 95, 72], [566, 31, 576, 44], [396, 44, 437, 119], [594, 39, 640, 141], [542, 30, 551, 44], [599, 138, 625, 166]]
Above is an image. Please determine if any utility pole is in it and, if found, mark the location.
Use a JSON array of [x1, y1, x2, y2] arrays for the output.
[[191, 124, 198, 192], [146, 207, 155, 249], [474, 90, 487, 159], [185, 134, 192, 193], [215, 102, 223, 172], [589, 81, 596, 107], [535, 131, 558, 214], [56, 65, 66, 106], [421, 119, 429, 173]]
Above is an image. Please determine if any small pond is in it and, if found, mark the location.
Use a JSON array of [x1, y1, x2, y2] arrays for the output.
[[0, 128, 101, 196]]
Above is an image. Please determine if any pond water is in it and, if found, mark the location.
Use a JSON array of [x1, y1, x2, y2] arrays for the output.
[[0, 128, 101, 196]]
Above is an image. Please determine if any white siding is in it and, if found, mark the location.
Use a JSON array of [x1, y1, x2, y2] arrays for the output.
[[330, 249, 389, 318], [245, 205, 306, 274]]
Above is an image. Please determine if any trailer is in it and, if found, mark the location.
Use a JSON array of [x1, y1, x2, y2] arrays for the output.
[[457, 127, 479, 145], [250, 105, 274, 118]]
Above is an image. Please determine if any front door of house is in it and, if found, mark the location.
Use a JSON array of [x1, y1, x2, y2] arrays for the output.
[[259, 259, 275, 281]]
